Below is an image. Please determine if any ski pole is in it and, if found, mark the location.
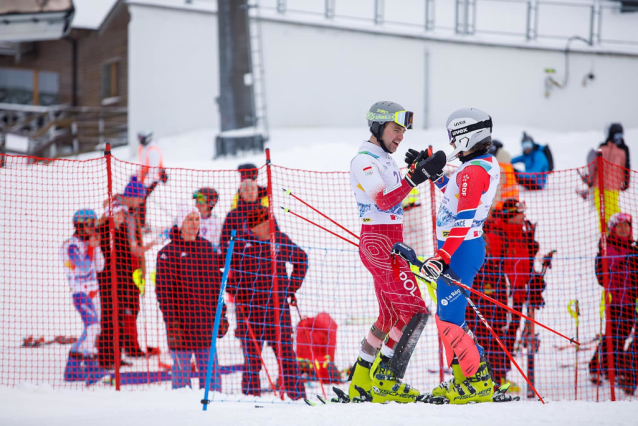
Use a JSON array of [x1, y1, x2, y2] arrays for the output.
[[415, 263, 578, 345], [567, 299, 580, 400], [282, 188, 360, 240], [281, 207, 359, 248], [202, 230, 238, 410], [439, 268, 546, 404]]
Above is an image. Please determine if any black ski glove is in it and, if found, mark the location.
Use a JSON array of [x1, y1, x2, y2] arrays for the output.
[[405, 150, 446, 187], [404, 148, 428, 166]]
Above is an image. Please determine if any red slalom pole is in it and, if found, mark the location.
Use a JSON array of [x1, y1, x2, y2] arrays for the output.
[[465, 284, 544, 403], [455, 279, 579, 346], [282, 188, 360, 240], [235, 304, 279, 397], [438, 270, 545, 403], [281, 207, 359, 248]]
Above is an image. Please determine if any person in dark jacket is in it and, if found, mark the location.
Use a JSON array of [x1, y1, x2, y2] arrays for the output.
[[156, 204, 229, 390], [220, 178, 280, 256], [512, 132, 550, 190], [95, 203, 141, 368], [589, 212, 638, 395], [601, 123, 630, 191], [228, 206, 307, 400]]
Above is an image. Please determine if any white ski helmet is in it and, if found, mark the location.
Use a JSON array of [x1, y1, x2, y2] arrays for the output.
[[445, 108, 492, 161]]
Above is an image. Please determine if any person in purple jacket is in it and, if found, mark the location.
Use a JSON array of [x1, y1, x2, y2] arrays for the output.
[[228, 206, 307, 400], [589, 212, 638, 395], [156, 205, 229, 390]]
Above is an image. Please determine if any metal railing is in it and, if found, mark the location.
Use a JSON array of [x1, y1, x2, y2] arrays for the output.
[[260, 0, 638, 47], [0, 104, 127, 159]]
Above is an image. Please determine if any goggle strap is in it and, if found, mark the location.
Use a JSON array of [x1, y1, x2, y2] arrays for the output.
[[449, 118, 492, 139]]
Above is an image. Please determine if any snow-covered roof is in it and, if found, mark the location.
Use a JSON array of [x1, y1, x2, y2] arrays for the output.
[[71, 0, 119, 30]]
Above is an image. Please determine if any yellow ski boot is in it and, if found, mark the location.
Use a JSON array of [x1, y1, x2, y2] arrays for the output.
[[434, 359, 495, 404], [369, 354, 420, 403], [431, 360, 465, 399], [348, 357, 373, 402]]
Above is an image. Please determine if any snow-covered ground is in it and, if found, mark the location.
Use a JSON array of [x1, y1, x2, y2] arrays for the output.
[[1, 125, 637, 424], [2, 384, 637, 426]]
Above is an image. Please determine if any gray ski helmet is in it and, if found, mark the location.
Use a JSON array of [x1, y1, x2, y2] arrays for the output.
[[446, 108, 492, 161], [366, 101, 413, 129]]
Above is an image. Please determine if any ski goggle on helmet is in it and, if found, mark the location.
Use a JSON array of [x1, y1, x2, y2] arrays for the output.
[[366, 101, 414, 130], [193, 188, 219, 209], [446, 108, 492, 162]]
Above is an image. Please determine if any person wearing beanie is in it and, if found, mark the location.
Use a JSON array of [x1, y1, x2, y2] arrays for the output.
[[589, 212, 637, 395], [220, 178, 278, 257], [193, 188, 223, 252], [94, 201, 146, 366], [472, 198, 540, 393], [156, 204, 228, 391], [101, 178, 159, 360], [228, 206, 307, 400], [593, 123, 631, 229], [511, 132, 550, 190]]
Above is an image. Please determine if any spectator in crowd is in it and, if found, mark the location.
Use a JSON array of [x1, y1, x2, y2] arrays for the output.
[[156, 204, 229, 391], [467, 237, 511, 390], [231, 163, 268, 211], [469, 199, 540, 392], [592, 124, 631, 226], [60, 209, 108, 385], [228, 206, 307, 400], [602, 123, 631, 190], [136, 130, 168, 229], [95, 203, 140, 368], [489, 140, 520, 212], [220, 178, 277, 254], [589, 212, 637, 396], [106, 178, 159, 358], [193, 187, 223, 253], [512, 133, 550, 190]]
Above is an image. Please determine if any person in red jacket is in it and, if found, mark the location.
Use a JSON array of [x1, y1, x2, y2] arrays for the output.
[[474, 199, 539, 389], [228, 206, 307, 400], [589, 212, 637, 395]]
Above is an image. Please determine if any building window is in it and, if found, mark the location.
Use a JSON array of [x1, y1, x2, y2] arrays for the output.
[[0, 68, 59, 105], [37, 71, 59, 106], [102, 61, 119, 100]]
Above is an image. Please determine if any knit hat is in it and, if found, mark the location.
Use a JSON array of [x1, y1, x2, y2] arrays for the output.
[[123, 176, 146, 199], [238, 163, 259, 181], [246, 206, 269, 229], [177, 204, 200, 230], [608, 212, 632, 231], [606, 123, 623, 144]]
